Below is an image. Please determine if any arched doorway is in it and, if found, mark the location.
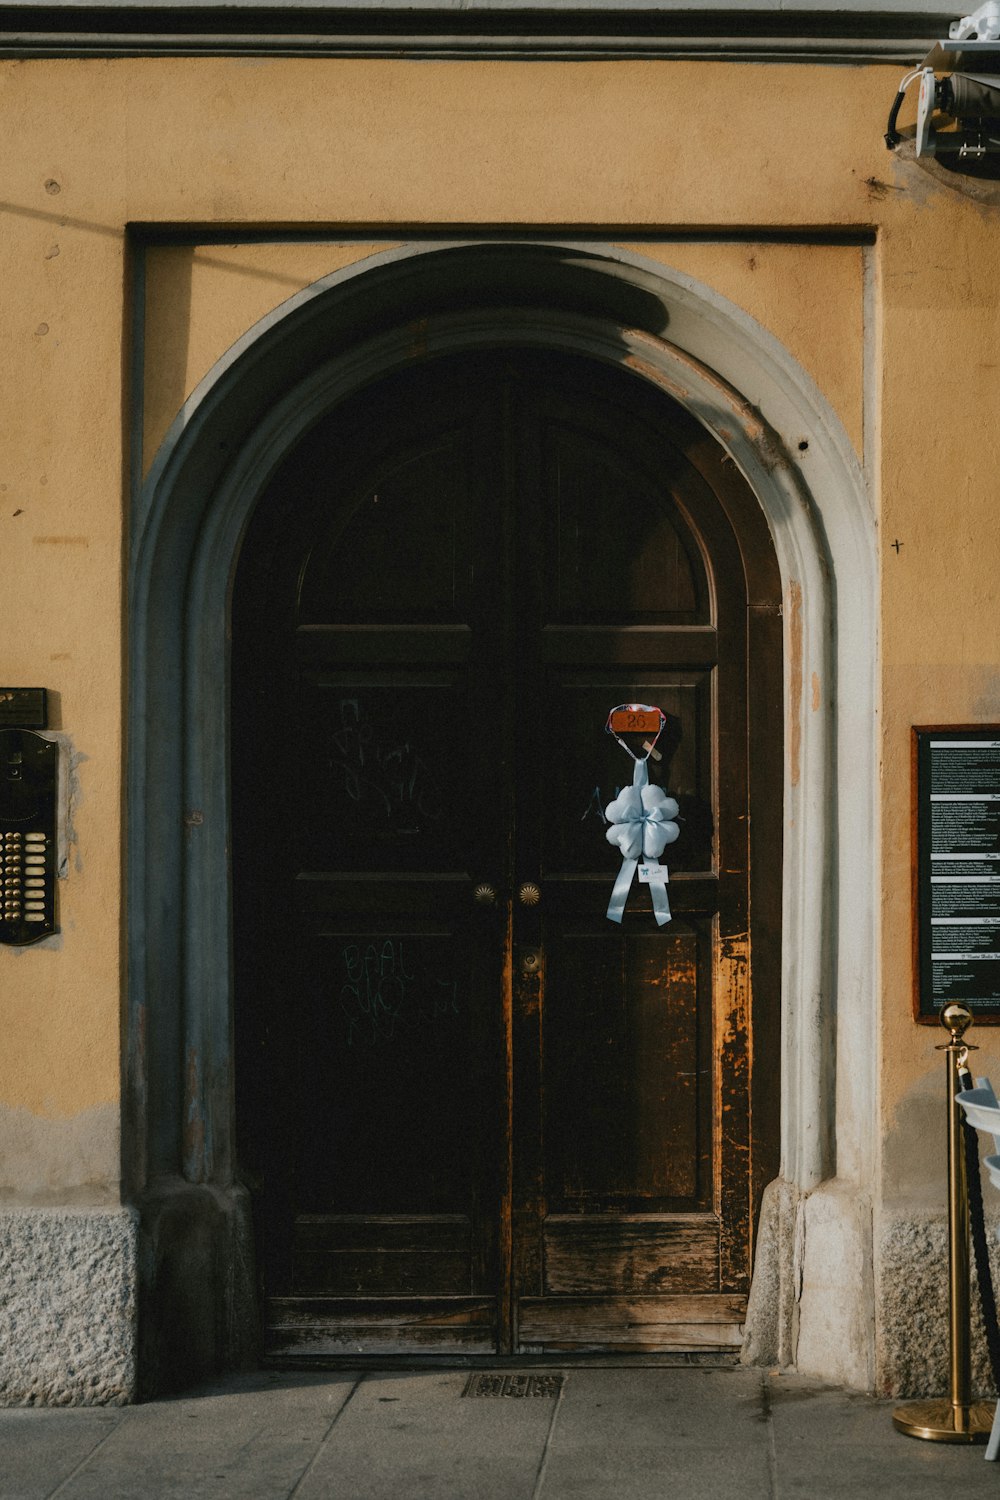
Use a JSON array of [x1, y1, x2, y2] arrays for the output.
[[129, 241, 875, 1393], [230, 347, 782, 1357]]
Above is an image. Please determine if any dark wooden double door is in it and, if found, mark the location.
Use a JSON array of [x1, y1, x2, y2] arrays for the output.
[[232, 349, 782, 1359]]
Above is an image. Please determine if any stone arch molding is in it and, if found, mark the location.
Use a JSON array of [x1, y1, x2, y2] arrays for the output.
[[128, 241, 876, 1393]]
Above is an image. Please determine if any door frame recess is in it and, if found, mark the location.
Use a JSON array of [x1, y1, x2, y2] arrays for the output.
[[127, 240, 877, 1393]]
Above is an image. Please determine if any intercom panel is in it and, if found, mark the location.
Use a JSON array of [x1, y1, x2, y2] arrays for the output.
[[0, 728, 57, 945]]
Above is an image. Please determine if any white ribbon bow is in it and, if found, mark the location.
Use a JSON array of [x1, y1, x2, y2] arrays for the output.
[[605, 759, 680, 925]]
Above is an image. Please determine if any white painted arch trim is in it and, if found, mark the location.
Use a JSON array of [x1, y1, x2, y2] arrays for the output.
[[129, 239, 877, 1379]]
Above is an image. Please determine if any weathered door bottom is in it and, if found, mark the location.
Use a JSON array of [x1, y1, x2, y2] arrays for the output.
[[263, 1293, 747, 1361]]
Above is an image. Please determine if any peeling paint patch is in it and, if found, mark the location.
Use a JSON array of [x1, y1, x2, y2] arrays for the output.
[[623, 349, 690, 404], [811, 672, 821, 713], [32, 535, 89, 547], [37, 732, 84, 879], [0, 1100, 119, 1196], [788, 581, 803, 787], [715, 930, 752, 1283]]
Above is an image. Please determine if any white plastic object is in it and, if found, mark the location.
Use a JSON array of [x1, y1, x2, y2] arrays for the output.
[[950, 2, 1000, 41], [957, 1078, 1000, 1462], [916, 68, 938, 155], [955, 1081, 1000, 1152]]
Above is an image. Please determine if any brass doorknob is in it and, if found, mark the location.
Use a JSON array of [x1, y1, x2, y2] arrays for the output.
[[473, 883, 498, 906], [518, 882, 541, 907]]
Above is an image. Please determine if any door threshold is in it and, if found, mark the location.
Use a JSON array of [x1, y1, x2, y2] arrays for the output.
[[263, 1351, 742, 1372]]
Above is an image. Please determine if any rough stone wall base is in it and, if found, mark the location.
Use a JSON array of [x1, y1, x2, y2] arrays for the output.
[[877, 1210, 1000, 1398], [743, 1176, 876, 1391], [0, 1205, 138, 1406], [795, 1180, 875, 1390], [742, 1175, 800, 1368]]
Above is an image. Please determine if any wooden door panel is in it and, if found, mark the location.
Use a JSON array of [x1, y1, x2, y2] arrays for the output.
[[232, 349, 781, 1361], [539, 625, 718, 669], [296, 428, 479, 624], [294, 927, 485, 1210], [284, 911, 501, 1349], [234, 361, 508, 1356], [510, 360, 754, 1346], [517, 1294, 746, 1354], [290, 674, 470, 873], [540, 922, 709, 1210], [266, 1297, 496, 1358], [292, 1215, 473, 1296], [540, 419, 709, 623], [542, 1215, 718, 1295]]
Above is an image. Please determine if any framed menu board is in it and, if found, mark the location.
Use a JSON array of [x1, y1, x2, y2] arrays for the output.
[[914, 727, 1000, 1023]]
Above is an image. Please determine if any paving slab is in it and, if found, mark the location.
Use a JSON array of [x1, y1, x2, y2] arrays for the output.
[[537, 1367, 773, 1500], [0, 1409, 124, 1500], [295, 1370, 555, 1500], [18, 1371, 356, 1500], [767, 1375, 1000, 1499]]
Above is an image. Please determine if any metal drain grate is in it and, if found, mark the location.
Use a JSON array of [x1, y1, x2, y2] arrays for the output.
[[463, 1373, 563, 1399]]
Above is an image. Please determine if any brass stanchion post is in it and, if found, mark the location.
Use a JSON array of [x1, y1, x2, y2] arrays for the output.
[[894, 1002, 994, 1441]]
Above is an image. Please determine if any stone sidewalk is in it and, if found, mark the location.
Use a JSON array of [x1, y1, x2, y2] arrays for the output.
[[3, 1366, 1000, 1500]]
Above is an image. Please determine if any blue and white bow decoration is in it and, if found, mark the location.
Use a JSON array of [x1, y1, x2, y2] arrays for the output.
[[605, 758, 680, 927]]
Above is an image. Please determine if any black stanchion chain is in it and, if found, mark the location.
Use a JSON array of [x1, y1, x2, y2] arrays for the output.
[[959, 1069, 1000, 1394]]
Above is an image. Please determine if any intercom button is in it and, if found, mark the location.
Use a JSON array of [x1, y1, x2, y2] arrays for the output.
[[24, 913, 44, 922]]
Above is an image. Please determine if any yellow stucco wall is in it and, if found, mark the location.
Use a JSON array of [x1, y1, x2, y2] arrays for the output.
[[2, 55, 1000, 1202]]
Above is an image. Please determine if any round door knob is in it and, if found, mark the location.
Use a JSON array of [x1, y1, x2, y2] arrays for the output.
[[473, 883, 498, 907], [518, 882, 541, 907]]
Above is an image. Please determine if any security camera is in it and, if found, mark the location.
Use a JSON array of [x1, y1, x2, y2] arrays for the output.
[[916, 66, 1000, 158], [885, 0, 1000, 167]]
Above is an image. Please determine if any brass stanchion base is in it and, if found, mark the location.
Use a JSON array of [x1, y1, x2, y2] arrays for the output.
[[893, 1399, 995, 1442]]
